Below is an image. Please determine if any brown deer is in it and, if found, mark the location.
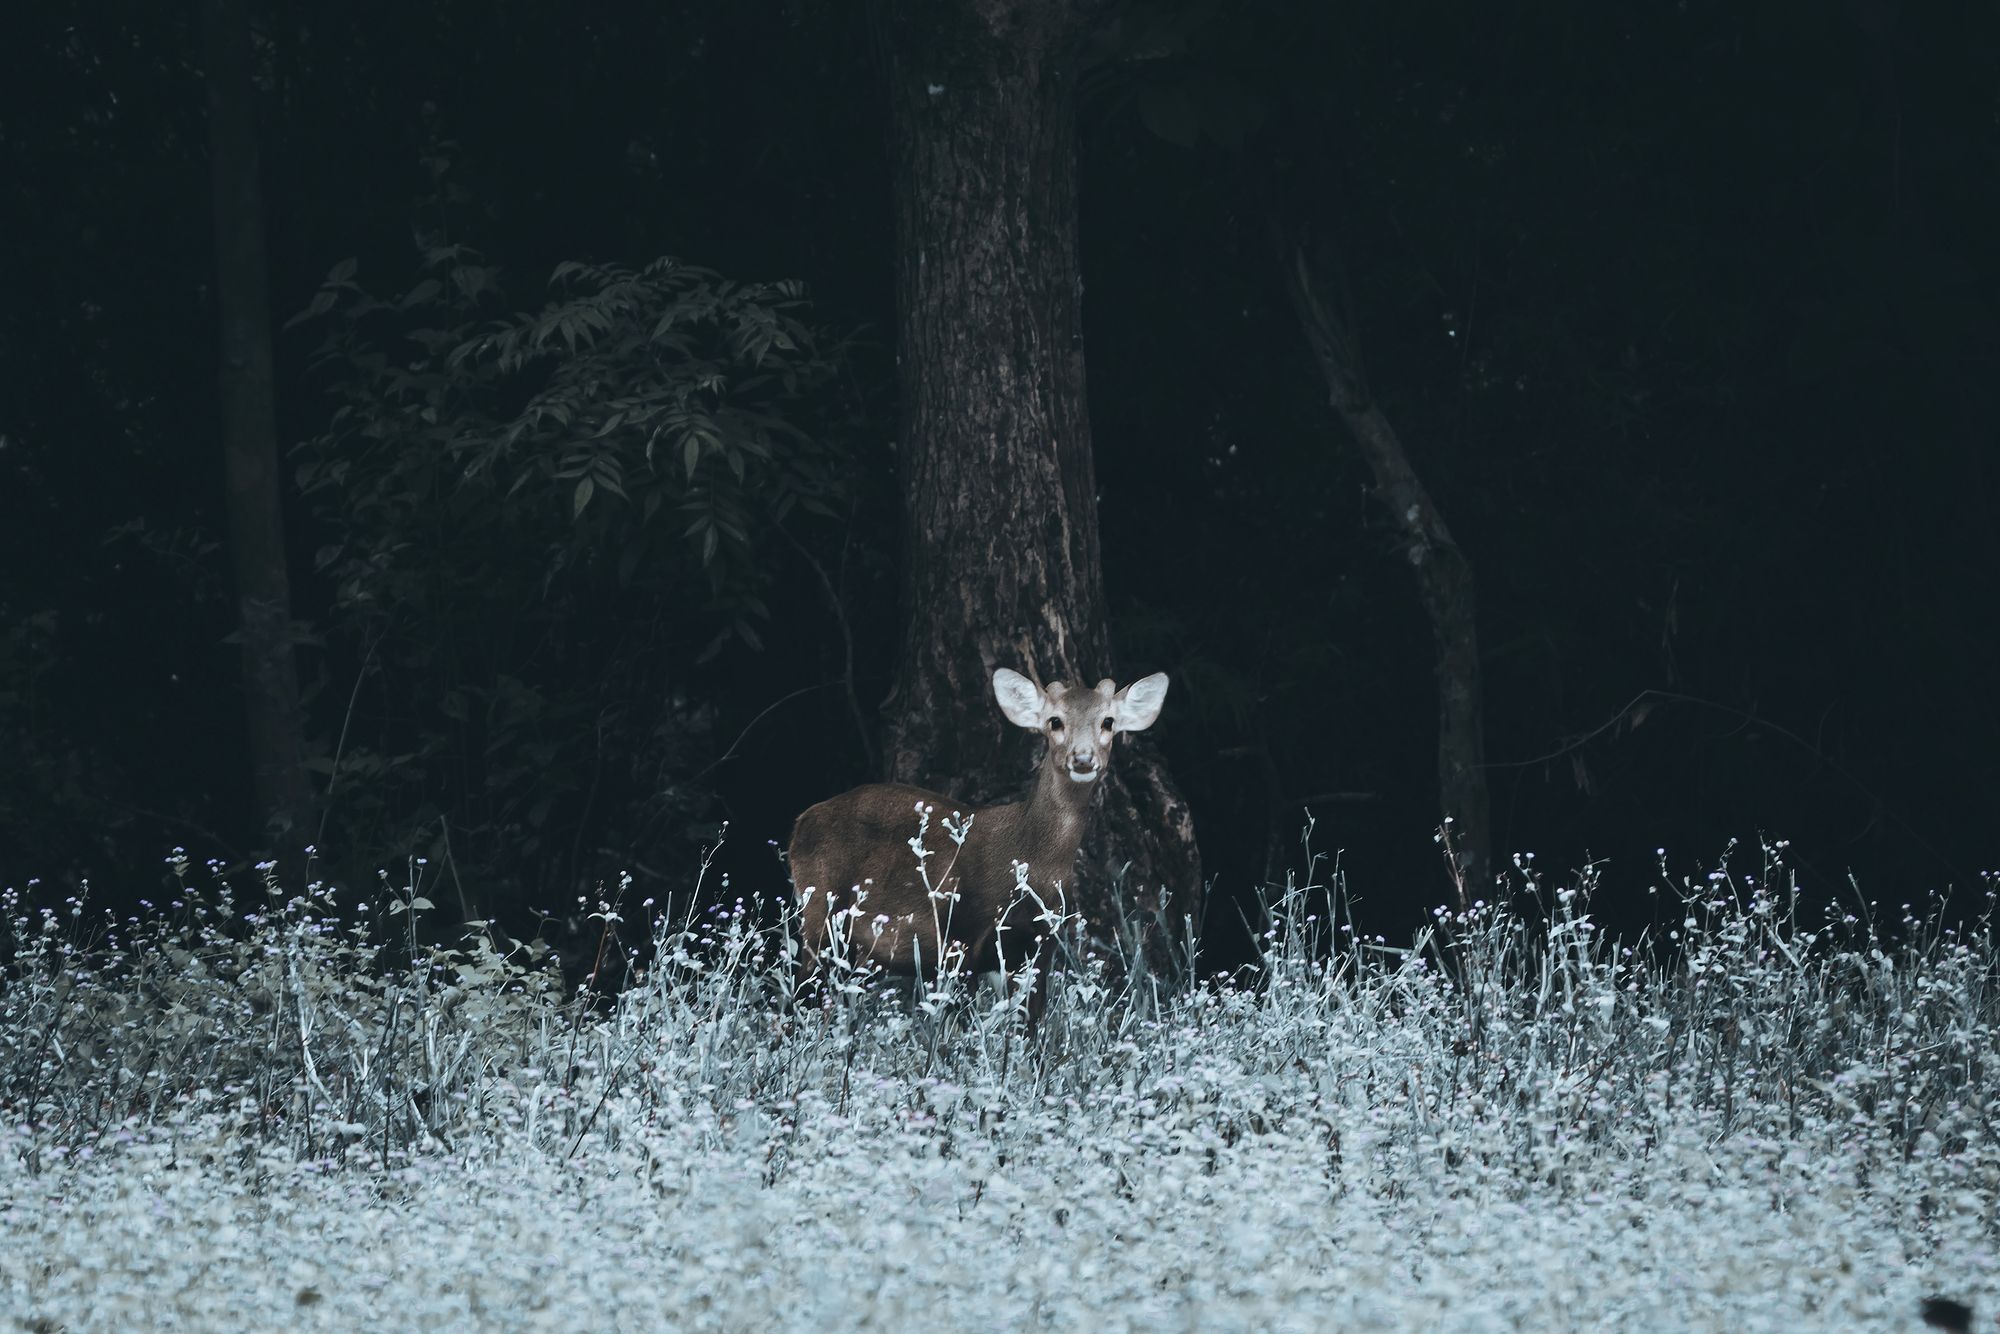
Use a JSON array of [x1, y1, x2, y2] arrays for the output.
[[788, 666, 1169, 1023]]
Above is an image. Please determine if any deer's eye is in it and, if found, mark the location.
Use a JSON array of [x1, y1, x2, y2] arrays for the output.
[[1047, 717, 1064, 732], [1102, 716, 1115, 732]]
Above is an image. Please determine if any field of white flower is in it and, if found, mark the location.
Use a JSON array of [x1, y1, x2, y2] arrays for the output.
[[3, 837, 1996, 1332]]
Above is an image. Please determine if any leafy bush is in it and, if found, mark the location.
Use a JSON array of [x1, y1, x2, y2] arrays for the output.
[[288, 234, 858, 909], [0, 853, 559, 1169]]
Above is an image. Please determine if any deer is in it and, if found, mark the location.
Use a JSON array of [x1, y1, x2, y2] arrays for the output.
[[787, 665, 1169, 1026]]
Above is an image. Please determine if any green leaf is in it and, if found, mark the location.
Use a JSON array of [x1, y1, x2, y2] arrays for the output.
[[401, 278, 444, 309], [283, 289, 339, 331], [573, 475, 596, 517], [682, 433, 701, 480]]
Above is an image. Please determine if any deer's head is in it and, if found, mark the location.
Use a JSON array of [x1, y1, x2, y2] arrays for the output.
[[992, 667, 1169, 784]]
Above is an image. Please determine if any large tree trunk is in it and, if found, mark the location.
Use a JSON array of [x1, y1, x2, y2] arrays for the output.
[[201, 0, 314, 852], [1276, 229, 1491, 901], [874, 0, 1201, 959]]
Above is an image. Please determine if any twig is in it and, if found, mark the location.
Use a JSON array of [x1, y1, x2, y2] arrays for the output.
[[773, 518, 877, 772], [688, 682, 836, 783], [317, 628, 383, 851], [1486, 687, 1959, 877]]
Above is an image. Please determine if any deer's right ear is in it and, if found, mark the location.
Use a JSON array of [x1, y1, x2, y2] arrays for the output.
[[1112, 672, 1170, 732], [992, 668, 1048, 730]]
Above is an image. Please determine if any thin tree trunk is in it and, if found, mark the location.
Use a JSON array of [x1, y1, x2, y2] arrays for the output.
[[1276, 229, 1491, 900], [201, 0, 314, 851], [873, 0, 1201, 956]]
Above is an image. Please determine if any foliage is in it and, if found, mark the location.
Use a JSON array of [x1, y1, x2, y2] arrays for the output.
[[288, 223, 856, 906], [3, 837, 1996, 1325], [0, 853, 560, 1167]]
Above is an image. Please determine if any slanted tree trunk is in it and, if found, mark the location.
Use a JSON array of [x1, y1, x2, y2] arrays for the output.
[[1276, 228, 1491, 901], [873, 0, 1201, 956], [201, 0, 314, 852]]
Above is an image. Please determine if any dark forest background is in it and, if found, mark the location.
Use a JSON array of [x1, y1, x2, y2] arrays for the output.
[[3, 0, 1995, 971]]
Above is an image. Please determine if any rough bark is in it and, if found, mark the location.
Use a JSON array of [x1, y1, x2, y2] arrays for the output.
[[873, 0, 1201, 956], [201, 0, 314, 851], [1276, 231, 1492, 900]]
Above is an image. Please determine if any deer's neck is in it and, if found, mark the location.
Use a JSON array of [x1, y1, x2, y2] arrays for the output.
[[1016, 761, 1097, 868]]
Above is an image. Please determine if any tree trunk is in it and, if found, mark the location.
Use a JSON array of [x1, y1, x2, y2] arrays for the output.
[[201, 0, 314, 852], [873, 0, 1201, 957], [1276, 229, 1492, 901]]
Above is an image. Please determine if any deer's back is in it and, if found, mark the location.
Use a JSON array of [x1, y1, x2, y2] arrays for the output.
[[790, 782, 957, 900], [791, 782, 1006, 972], [791, 781, 1046, 904]]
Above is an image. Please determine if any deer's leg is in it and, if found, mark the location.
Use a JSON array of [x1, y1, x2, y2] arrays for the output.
[[1023, 953, 1051, 1033], [976, 909, 1054, 1032], [792, 885, 837, 1010]]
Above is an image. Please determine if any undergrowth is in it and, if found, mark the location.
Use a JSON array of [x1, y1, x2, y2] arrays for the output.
[[2, 832, 1996, 1325]]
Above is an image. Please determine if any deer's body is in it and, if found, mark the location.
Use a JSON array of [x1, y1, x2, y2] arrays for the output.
[[788, 668, 1168, 1015]]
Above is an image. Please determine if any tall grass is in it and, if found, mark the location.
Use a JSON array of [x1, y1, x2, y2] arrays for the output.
[[3, 833, 1996, 1327]]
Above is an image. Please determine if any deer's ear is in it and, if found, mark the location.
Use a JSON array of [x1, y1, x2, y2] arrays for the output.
[[992, 668, 1049, 730], [1112, 673, 1169, 732]]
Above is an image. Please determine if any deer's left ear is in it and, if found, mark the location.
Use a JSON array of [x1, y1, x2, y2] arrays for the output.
[[993, 668, 1049, 730], [1112, 673, 1169, 732]]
